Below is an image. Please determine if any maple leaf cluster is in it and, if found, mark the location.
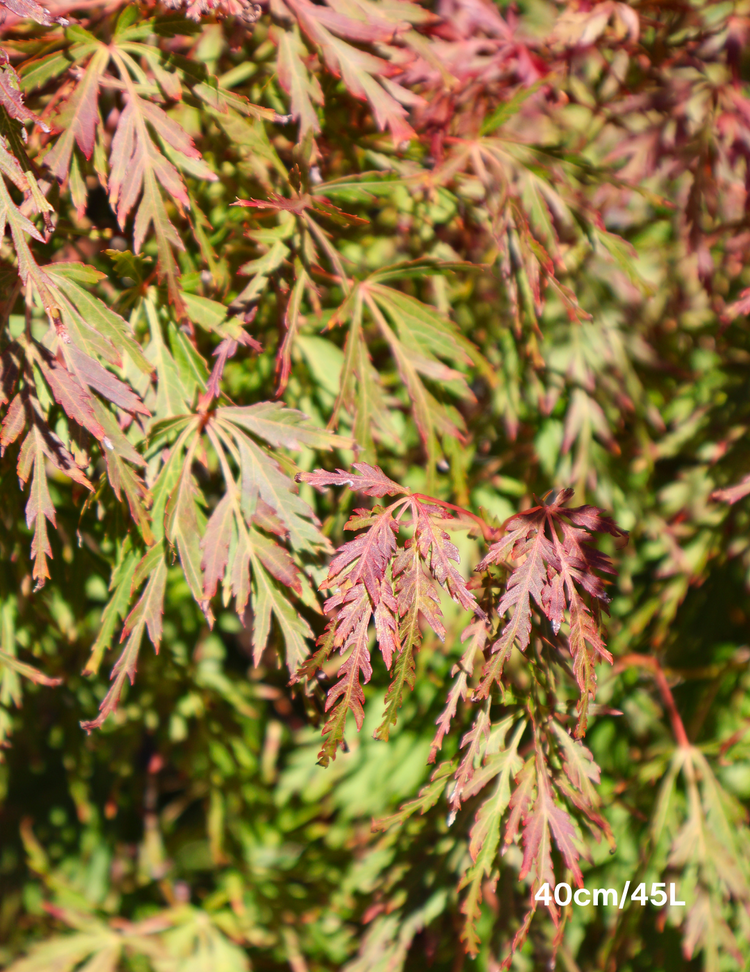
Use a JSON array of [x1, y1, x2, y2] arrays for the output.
[[0, 0, 750, 969], [297, 463, 482, 761], [297, 464, 625, 955]]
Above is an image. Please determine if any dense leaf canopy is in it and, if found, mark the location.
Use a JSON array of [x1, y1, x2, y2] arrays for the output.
[[1, 0, 750, 969]]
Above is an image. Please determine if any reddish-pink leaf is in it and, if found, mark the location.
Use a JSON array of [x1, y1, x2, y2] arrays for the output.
[[413, 499, 481, 614], [317, 583, 373, 763], [0, 0, 68, 26], [451, 708, 491, 811], [253, 528, 302, 594], [0, 649, 62, 687], [17, 426, 56, 584], [0, 60, 49, 131], [712, 475, 750, 505], [44, 48, 108, 180], [297, 462, 406, 497], [326, 505, 398, 602], [66, 345, 150, 416], [201, 493, 233, 600], [37, 354, 108, 443], [1, 392, 26, 449], [373, 576, 399, 669], [430, 619, 487, 763]]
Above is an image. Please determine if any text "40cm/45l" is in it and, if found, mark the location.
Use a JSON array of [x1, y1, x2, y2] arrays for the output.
[[535, 882, 686, 909]]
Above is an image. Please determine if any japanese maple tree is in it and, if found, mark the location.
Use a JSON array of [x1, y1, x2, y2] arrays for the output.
[[2, 1, 750, 971]]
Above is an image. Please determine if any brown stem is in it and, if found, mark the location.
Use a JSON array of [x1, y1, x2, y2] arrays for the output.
[[616, 653, 690, 748]]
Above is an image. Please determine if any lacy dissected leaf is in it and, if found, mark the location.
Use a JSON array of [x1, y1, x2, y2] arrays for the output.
[[298, 460, 405, 498], [217, 403, 340, 552], [475, 518, 549, 698], [297, 466, 497, 757], [307, 503, 400, 760], [516, 752, 581, 901], [327, 505, 399, 600], [316, 583, 373, 765], [459, 717, 525, 954], [273, 0, 417, 144], [233, 221, 292, 307], [651, 746, 750, 970], [331, 276, 479, 478], [249, 536, 313, 671], [475, 490, 626, 732], [374, 543, 439, 740], [64, 344, 149, 417], [42, 35, 217, 312], [163, 418, 294, 627], [201, 459, 314, 669], [451, 710, 612, 960], [139, 403, 334, 670], [549, 719, 613, 844], [0, 139, 62, 316], [108, 77, 216, 311], [412, 500, 479, 614], [16, 423, 54, 585], [430, 618, 487, 762], [45, 264, 152, 375], [43, 45, 109, 181], [219, 401, 342, 451], [0, 0, 68, 26], [14, 394, 93, 585], [81, 545, 167, 731], [4, 380, 94, 492], [450, 707, 491, 817], [34, 348, 109, 443], [0, 57, 52, 130], [273, 24, 323, 138]]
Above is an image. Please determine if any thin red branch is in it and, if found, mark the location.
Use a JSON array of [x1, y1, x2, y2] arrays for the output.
[[411, 493, 504, 543], [616, 654, 690, 748]]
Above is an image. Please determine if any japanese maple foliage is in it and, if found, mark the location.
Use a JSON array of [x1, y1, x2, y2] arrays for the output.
[[2, 1, 750, 971], [299, 466, 623, 954]]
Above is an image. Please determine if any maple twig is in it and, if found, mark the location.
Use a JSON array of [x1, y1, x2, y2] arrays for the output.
[[411, 493, 503, 542], [616, 654, 690, 748], [718, 717, 750, 764]]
